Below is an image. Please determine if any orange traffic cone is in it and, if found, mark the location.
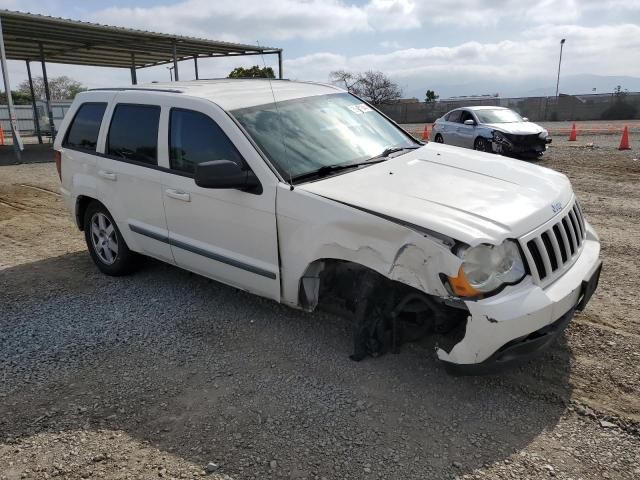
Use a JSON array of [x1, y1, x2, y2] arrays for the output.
[[568, 123, 577, 141], [0, 125, 4, 146], [422, 124, 430, 141], [618, 126, 631, 150]]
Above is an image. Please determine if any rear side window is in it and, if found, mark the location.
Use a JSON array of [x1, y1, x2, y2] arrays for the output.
[[107, 104, 160, 165], [63, 102, 106, 151], [169, 108, 243, 175], [446, 110, 462, 123]]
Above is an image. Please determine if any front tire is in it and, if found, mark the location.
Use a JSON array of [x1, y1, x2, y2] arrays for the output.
[[434, 133, 444, 143], [474, 137, 491, 152], [83, 201, 140, 276]]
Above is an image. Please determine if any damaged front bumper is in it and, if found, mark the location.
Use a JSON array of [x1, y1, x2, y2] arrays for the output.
[[437, 232, 601, 374], [492, 132, 551, 155]]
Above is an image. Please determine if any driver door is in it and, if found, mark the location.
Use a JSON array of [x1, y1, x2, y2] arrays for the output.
[[456, 110, 477, 148], [156, 97, 281, 301]]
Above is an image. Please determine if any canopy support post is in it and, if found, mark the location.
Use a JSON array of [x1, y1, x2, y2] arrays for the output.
[[172, 42, 179, 81], [38, 42, 55, 140], [194, 55, 199, 80], [26, 60, 42, 144], [130, 53, 137, 85], [0, 16, 22, 161], [277, 50, 283, 79]]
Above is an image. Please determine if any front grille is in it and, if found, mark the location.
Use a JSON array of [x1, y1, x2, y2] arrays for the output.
[[504, 133, 544, 148], [522, 202, 587, 283]]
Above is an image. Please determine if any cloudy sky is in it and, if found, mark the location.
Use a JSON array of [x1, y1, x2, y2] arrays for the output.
[[3, 0, 640, 98]]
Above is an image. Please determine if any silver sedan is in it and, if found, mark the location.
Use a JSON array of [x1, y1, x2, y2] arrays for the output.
[[431, 106, 552, 157]]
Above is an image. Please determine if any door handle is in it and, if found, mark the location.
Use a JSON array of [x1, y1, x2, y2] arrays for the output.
[[165, 189, 191, 202], [98, 170, 117, 181]]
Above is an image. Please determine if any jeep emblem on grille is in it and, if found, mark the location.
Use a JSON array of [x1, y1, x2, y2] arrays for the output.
[[551, 202, 563, 214]]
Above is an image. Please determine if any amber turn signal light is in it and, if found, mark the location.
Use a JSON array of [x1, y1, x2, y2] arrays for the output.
[[448, 266, 480, 297]]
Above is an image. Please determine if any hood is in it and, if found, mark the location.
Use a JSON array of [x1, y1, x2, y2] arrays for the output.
[[298, 143, 573, 245], [485, 121, 545, 135]]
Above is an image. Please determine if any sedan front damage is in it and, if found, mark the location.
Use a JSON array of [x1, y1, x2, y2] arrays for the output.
[[492, 130, 552, 157]]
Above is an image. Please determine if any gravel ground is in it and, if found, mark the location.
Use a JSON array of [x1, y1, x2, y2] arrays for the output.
[[1, 138, 639, 480]]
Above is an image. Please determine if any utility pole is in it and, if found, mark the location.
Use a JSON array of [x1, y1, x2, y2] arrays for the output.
[[555, 38, 566, 98]]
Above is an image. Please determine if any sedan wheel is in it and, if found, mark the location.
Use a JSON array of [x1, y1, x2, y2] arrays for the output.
[[474, 137, 490, 152], [434, 133, 444, 143]]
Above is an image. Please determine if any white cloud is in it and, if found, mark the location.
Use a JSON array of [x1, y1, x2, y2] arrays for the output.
[[93, 0, 372, 42], [365, 0, 420, 31], [3, 1, 639, 99], [283, 23, 640, 94], [85, 0, 640, 44]]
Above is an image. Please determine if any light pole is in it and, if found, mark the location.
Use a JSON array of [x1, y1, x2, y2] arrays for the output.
[[555, 38, 566, 98]]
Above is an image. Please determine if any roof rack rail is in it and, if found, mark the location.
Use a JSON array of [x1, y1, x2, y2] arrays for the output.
[[193, 77, 291, 81], [88, 87, 183, 93]]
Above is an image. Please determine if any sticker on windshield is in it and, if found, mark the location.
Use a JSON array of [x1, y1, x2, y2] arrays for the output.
[[348, 104, 373, 114]]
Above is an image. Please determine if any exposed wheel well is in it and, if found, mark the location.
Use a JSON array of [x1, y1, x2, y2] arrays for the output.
[[298, 258, 468, 356], [298, 258, 461, 315]]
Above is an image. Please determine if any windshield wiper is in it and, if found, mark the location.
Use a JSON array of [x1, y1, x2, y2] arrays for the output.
[[370, 145, 421, 160], [291, 159, 386, 183], [291, 145, 421, 183]]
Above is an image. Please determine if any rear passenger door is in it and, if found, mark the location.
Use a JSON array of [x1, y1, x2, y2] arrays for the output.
[[96, 93, 174, 264], [442, 110, 462, 145], [157, 98, 280, 301]]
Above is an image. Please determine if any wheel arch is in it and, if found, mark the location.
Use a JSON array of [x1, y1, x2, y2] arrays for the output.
[[75, 195, 103, 230]]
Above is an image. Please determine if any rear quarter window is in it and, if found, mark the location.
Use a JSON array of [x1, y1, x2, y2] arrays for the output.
[[63, 102, 107, 151], [107, 104, 160, 165]]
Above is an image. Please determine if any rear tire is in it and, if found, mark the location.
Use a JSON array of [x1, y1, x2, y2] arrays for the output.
[[83, 201, 140, 276], [474, 137, 491, 152], [434, 133, 444, 143]]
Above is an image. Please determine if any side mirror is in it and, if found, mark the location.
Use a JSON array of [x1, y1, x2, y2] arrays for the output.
[[463, 119, 475, 126], [195, 160, 261, 193], [522, 117, 529, 122]]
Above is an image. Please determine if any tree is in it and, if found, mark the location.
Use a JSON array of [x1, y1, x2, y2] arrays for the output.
[[17, 75, 86, 100], [425, 89, 439, 103], [329, 70, 358, 91], [329, 70, 402, 105], [601, 85, 637, 120], [228, 65, 275, 79], [0, 90, 33, 105]]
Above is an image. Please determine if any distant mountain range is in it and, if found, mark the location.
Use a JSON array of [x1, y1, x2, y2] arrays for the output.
[[408, 74, 640, 100]]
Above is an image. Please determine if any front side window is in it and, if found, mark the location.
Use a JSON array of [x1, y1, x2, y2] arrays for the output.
[[459, 110, 475, 123], [169, 108, 243, 174], [63, 102, 106, 151], [107, 104, 160, 165], [231, 93, 416, 180]]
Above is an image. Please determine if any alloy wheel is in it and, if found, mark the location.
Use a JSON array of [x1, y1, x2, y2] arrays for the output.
[[90, 212, 118, 264]]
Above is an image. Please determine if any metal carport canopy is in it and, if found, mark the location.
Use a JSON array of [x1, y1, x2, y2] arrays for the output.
[[0, 9, 282, 72], [0, 9, 282, 161]]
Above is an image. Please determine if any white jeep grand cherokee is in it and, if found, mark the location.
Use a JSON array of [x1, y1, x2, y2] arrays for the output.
[[54, 79, 602, 373]]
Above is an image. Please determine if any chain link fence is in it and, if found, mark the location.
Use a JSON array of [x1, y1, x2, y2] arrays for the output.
[[380, 92, 640, 124]]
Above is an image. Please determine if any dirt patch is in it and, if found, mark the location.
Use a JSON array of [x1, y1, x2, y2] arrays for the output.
[[1, 147, 639, 480]]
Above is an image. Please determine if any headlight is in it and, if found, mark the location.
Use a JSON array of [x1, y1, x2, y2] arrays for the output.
[[492, 131, 510, 145], [539, 130, 549, 138], [448, 240, 526, 297]]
